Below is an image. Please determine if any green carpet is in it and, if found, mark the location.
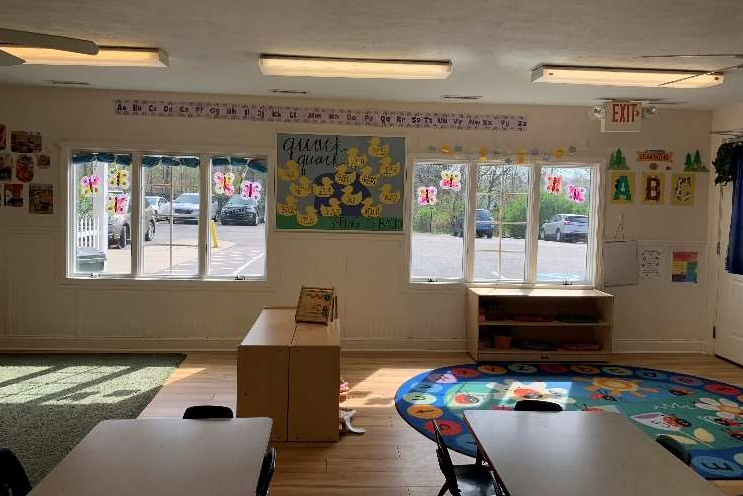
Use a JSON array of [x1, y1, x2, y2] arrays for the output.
[[0, 353, 185, 485]]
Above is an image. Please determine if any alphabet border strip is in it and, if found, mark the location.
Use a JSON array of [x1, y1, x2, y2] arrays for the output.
[[114, 99, 527, 132]]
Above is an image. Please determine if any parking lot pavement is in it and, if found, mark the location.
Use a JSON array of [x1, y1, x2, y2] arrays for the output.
[[412, 233, 587, 281]]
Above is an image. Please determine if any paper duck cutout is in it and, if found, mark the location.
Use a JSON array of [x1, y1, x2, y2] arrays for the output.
[[341, 185, 363, 205], [378, 156, 401, 177], [359, 166, 381, 187], [312, 177, 335, 197], [555, 148, 565, 159], [345, 147, 368, 169], [296, 206, 318, 226], [379, 184, 401, 204], [334, 164, 357, 186], [367, 137, 390, 158], [277, 195, 298, 216], [278, 160, 300, 182], [478, 147, 489, 161], [320, 198, 342, 217], [290, 176, 311, 198]]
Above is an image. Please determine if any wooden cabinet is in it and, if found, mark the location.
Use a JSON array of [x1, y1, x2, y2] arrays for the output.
[[237, 308, 340, 442], [466, 288, 613, 362]]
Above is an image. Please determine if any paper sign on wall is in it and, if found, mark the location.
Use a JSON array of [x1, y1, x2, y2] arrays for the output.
[[641, 172, 665, 205], [639, 248, 663, 279], [672, 251, 698, 283], [670, 173, 695, 206], [610, 171, 635, 204]]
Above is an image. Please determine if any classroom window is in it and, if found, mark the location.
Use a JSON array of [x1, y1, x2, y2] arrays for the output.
[[410, 161, 467, 281], [474, 163, 530, 281], [67, 149, 269, 280], [208, 156, 267, 278], [409, 159, 600, 286], [71, 152, 133, 276]]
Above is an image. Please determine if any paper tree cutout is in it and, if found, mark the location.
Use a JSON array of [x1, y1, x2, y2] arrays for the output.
[[80, 174, 101, 197], [567, 184, 586, 203], [213, 171, 235, 196], [107, 194, 127, 214], [545, 175, 563, 194], [240, 180, 262, 201], [608, 148, 630, 170], [417, 186, 437, 206], [109, 168, 130, 189], [439, 170, 462, 191], [684, 150, 709, 172]]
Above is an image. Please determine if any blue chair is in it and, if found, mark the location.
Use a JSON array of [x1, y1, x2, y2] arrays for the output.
[[514, 400, 563, 412]]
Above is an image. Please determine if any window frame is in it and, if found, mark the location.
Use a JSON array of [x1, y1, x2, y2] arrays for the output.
[[62, 142, 273, 283], [407, 155, 603, 289]]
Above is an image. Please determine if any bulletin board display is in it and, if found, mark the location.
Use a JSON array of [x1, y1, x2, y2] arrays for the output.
[[275, 133, 405, 232]]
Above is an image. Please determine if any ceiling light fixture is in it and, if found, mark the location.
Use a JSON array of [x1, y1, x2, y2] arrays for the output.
[[531, 65, 723, 88], [259, 54, 451, 79], [0, 46, 168, 67]]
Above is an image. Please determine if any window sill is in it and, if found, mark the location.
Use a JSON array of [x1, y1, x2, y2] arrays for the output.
[[60, 276, 274, 292]]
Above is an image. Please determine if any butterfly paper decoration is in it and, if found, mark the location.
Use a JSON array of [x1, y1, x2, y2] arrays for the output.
[[213, 171, 235, 196], [567, 184, 586, 203], [109, 168, 130, 189], [107, 194, 128, 215], [240, 180, 262, 201], [545, 175, 563, 194], [440, 170, 462, 191], [417, 186, 437, 206], [80, 174, 101, 197]]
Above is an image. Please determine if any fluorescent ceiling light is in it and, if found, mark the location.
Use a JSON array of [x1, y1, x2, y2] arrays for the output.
[[531, 65, 723, 88], [0, 46, 168, 67], [259, 54, 451, 79]]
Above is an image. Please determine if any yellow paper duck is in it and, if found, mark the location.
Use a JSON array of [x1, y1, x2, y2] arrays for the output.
[[312, 176, 335, 197], [359, 166, 381, 187], [379, 184, 401, 205], [346, 147, 368, 169], [367, 137, 390, 158], [278, 160, 300, 182], [296, 206, 318, 226], [320, 198, 342, 217], [277, 195, 298, 216], [360, 198, 382, 218], [379, 156, 401, 177], [334, 164, 357, 186], [290, 176, 311, 198], [341, 185, 363, 206]]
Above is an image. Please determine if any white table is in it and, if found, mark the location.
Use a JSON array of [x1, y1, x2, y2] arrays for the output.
[[463, 410, 723, 496], [30, 418, 272, 496]]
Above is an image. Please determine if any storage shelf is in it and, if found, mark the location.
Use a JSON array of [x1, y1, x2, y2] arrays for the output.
[[479, 347, 605, 355], [479, 320, 610, 327]]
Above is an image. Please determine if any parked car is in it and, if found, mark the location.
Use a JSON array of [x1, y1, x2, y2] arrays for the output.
[[157, 193, 218, 222], [219, 196, 258, 225], [452, 209, 495, 238], [108, 195, 157, 249], [539, 214, 588, 242], [145, 195, 169, 221]]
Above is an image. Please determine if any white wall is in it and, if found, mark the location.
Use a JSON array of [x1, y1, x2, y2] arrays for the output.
[[0, 85, 713, 352]]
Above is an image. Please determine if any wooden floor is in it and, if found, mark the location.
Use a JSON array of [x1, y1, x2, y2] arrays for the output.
[[140, 352, 743, 496]]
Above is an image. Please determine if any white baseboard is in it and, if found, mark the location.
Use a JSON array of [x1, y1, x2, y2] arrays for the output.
[[0, 335, 710, 355]]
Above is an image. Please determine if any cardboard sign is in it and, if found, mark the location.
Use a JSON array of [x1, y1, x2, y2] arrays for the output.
[[670, 173, 695, 206], [601, 101, 642, 133], [637, 150, 673, 162], [641, 172, 665, 205], [295, 286, 336, 324], [610, 171, 635, 204]]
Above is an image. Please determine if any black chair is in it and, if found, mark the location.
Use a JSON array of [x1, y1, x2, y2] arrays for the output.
[[255, 447, 276, 496], [0, 448, 31, 496], [431, 420, 503, 496], [514, 400, 563, 412], [656, 434, 691, 465], [182, 405, 234, 419]]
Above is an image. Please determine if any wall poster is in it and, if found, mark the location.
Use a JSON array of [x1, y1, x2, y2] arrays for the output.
[[609, 171, 635, 204], [641, 172, 665, 205], [670, 173, 695, 206], [672, 251, 698, 283], [639, 248, 663, 279], [276, 133, 405, 232]]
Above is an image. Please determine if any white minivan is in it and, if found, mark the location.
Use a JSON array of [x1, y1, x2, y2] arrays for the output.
[[539, 214, 588, 242]]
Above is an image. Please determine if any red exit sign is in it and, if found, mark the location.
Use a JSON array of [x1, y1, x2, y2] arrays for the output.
[[601, 101, 642, 132]]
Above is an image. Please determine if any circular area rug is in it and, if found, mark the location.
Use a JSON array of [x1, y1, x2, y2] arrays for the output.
[[395, 362, 743, 480]]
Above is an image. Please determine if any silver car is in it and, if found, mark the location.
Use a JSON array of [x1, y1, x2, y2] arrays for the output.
[[539, 214, 588, 242]]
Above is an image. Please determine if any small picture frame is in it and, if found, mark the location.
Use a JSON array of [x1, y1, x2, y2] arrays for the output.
[[295, 286, 335, 324]]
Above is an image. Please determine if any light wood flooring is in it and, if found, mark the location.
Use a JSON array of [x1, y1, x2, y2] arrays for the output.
[[139, 352, 743, 496]]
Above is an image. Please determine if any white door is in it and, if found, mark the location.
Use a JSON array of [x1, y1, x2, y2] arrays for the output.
[[714, 182, 743, 364]]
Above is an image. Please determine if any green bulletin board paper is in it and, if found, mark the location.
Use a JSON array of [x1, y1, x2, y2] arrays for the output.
[[276, 133, 405, 232]]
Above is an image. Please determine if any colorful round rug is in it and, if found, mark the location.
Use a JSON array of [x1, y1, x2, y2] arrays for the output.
[[395, 362, 743, 480]]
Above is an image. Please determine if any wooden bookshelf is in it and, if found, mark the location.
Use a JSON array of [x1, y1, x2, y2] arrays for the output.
[[466, 288, 614, 362]]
